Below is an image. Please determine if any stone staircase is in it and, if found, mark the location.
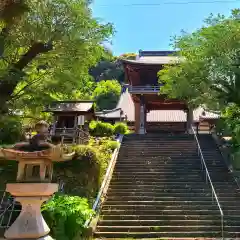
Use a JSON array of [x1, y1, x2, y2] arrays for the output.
[[94, 133, 240, 239]]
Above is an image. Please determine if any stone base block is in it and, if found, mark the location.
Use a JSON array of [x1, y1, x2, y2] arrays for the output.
[[4, 183, 58, 240]]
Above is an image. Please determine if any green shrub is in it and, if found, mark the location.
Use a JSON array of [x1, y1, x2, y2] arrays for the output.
[[0, 116, 23, 144], [114, 122, 129, 135], [42, 194, 94, 240], [52, 138, 118, 204], [88, 137, 119, 152], [53, 145, 101, 199], [89, 121, 114, 137], [105, 140, 120, 151]]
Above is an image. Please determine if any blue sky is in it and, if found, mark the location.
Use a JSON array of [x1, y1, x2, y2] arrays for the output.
[[92, 0, 240, 56]]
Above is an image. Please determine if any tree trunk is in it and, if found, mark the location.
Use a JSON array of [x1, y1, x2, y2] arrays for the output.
[[0, 42, 52, 113]]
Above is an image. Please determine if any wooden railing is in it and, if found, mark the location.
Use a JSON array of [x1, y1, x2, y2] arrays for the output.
[[55, 128, 76, 136], [128, 85, 160, 94], [55, 127, 89, 144]]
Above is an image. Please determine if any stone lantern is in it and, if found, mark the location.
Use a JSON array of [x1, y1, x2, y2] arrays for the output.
[[0, 135, 74, 240]]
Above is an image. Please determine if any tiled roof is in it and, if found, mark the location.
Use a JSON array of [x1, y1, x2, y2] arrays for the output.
[[45, 101, 94, 113], [122, 56, 180, 65], [122, 50, 182, 65], [139, 51, 177, 57], [96, 108, 123, 119], [117, 91, 135, 121], [117, 91, 219, 122]]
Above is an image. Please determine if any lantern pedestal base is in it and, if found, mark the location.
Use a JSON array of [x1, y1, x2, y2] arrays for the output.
[[4, 183, 58, 240]]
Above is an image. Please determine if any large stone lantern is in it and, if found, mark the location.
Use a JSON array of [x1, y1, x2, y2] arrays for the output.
[[0, 125, 74, 240]]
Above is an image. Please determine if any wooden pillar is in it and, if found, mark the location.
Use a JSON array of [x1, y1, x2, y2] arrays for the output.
[[186, 106, 193, 134], [139, 95, 146, 134], [144, 108, 147, 133], [134, 101, 140, 133], [51, 115, 58, 136], [73, 115, 78, 144]]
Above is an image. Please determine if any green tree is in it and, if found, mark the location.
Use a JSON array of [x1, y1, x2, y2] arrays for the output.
[[159, 9, 240, 110], [90, 52, 136, 83], [0, 0, 113, 113], [93, 80, 121, 110]]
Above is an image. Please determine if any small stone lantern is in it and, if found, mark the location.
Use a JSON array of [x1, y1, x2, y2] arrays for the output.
[[0, 131, 74, 240]]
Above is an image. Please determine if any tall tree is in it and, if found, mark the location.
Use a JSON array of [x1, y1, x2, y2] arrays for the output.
[[0, 0, 113, 113], [90, 52, 136, 83], [93, 80, 121, 110], [159, 9, 240, 110]]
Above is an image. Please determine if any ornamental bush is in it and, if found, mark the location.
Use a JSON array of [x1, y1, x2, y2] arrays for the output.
[[53, 145, 101, 199], [114, 122, 129, 135], [42, 194, 94, 240], [89, 120, 129, 137], [89, 137, 119, 152], [89, 121, 114, 137]]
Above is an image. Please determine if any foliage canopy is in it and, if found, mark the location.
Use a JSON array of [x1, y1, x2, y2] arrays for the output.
[[93, 80, 122, 110], [159, 9, 240, 110], [0, 0, 113, 114]]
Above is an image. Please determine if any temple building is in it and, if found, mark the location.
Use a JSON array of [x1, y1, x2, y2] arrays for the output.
[[120, 50, 219, 134], [44, 100, 95, 143]]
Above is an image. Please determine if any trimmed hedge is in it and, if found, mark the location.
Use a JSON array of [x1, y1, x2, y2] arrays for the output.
[[114, 122, 129, 135], [89, 120, 129, 137]]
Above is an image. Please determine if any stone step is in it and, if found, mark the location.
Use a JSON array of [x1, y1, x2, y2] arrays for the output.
[[123, 139, 195, 142], [123, 136, 193, 140], [106, 191, 240, 198], [97, 219, 229, 226], [106, 195, 237, 201], [114, 170, 209, 174], [113, 171, 206, 175], [117, 156, 201, 159], [119, 154, 200, 157], [108, 187, 240, 194], [107, 187, 238, 193], [111, 176, 223, 182], [103, 200, 239, 206], [100, 214, 235, 221], [109, 179, 236, 185], [110, 177, 233, 182], [112, 175, 233, 182], [115, 162, 219, 165], [115, 163, 224, 167], [120, 147, 197, 150], [94, 231, 223, 238], [109, 180, 234, 186], [101, 204, 220, 211], [117, 159, 221, 163], [114, 169, 227, 174], [108, 185, 213, 190], [110, 176, 233, 182], [117, 158, 222, 162], [96, 225, 225, 232], [102, 204, 240, 212], [116, 161, 202, 165], [101, 209, 222, 215]]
